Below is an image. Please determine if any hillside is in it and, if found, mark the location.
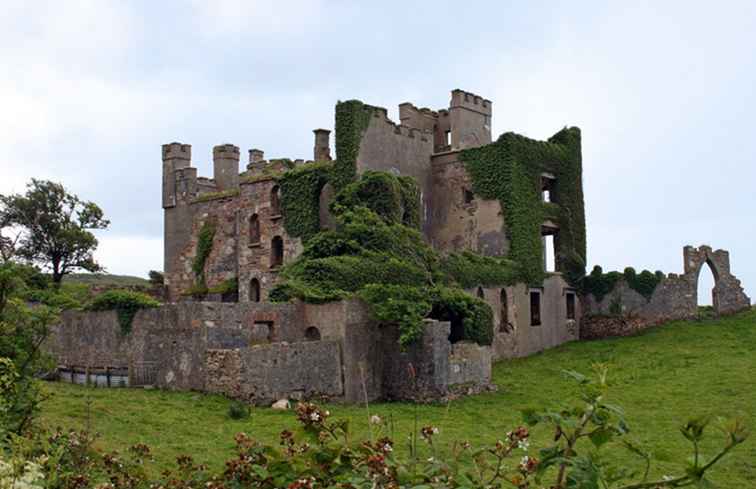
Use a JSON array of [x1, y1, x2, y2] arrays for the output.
[[40, 308, 756, 486], [62, 273, 150, 288]]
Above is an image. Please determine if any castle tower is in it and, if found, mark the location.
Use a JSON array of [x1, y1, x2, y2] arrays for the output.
[[213, 144, 240, 190], [448, 89, 492, 150]]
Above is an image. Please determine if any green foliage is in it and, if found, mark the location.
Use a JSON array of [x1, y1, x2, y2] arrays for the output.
[[359, 284, 432, 345], [332, 100, 373, 191], [459, 128, 585, 286], [207, 277, 238, 295], [272, 201, 497, 346], [0, 262, 57, 436], [192, 221, 216, 283], [278, 161, 333, 240], [584, 266, 664, 302], [429, 286, 494, 346], [19, 366, 748, 488], [191, 188, 239, 203], [0, 179, 110, 283], [440, 251, 517, 289], [86, 290, 160, 335], [226, 400, 250, 420], [334, 171, 422, 229], [147, 271, 163, 287]]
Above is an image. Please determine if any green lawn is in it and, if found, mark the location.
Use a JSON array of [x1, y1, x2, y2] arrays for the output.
[[40, 309, 756, 486]]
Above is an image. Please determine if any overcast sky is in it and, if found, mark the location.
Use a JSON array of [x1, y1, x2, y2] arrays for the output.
[[1, 1, 754, 302]]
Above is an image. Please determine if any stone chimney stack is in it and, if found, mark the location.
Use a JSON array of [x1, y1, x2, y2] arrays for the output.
[[213, 144, 240, 190], [248, 148, 265, 165], [313, 129, 331, 161]]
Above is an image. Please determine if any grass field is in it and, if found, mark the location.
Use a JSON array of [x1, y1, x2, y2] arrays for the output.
[[40, 309, 756, 486]]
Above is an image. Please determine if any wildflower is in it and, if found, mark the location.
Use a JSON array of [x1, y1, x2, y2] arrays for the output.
[[370, 414, 382, 425]]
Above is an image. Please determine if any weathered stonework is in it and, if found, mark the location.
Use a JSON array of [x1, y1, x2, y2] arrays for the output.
[[583, 245, 750, 338], [47, 300, 494, 404]]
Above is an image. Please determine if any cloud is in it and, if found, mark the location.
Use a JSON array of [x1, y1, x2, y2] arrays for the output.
[[93, 234, 162, 278]]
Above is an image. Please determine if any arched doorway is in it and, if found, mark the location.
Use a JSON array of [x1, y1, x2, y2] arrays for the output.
[[249, 214, 260, 244], [697, 260, 718, 314]]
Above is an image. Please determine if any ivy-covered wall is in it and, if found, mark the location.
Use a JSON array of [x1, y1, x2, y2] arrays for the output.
[[459, 128, 586, 286]]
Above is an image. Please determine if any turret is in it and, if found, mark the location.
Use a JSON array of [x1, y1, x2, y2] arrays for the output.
[[213, 144, 240, 190], [162, 142, 191, 208], [313, 129, 331, 161], [448, 89, 492, 149]]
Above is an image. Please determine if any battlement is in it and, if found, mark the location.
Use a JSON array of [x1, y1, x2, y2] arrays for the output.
[[450, 89, 492, 115], [162, 142, 191, 162], [213, 144, 240, 160], [367, 104, 432, 142]]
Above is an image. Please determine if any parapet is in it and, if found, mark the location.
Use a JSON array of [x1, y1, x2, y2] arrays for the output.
[[450, 89, 492, 116], [213, 144, 240, 160], [162, 142, 191, 162]]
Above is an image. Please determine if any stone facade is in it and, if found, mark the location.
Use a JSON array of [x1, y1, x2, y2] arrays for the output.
[[160, 89, 582, 366], [582, 245, 750, 338]]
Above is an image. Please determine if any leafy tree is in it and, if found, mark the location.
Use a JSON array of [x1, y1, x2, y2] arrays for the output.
[[0, 262, 56, 436], [0, 179, 109, 284], [148, 270, 164, 287]]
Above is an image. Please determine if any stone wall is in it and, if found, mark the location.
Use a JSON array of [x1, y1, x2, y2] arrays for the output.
[[205, 341, 344, 404], [46, 300, 494, 404], [429, 156, 507, 257], [583, 245, 750, 338], [356, 107, 435, 234]]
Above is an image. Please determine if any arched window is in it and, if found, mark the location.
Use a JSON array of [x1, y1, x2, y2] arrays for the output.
[[499, 288, 510, 332], [249, 278, 260, 302], [697, 261, 716, 308], [271, 236, 284, 268], [249, 214, 260, 244], [270, 185, 281, 216], [477, 287, 485, 299], [305, 326, 321, 341]]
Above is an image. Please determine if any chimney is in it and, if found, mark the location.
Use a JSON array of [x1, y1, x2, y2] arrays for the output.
[[313, 129, 331, 161]]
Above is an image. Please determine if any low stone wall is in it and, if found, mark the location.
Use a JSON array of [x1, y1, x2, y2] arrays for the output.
[[46, 300, 493, 404], [205, 341, 343, 404]]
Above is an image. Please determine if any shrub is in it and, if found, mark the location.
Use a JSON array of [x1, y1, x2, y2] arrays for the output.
[[86, 290, 160, 335], [227, 400, 251, 420]]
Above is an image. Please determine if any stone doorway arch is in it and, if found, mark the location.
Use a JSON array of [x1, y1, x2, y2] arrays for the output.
[[683, 245, 750, 316]]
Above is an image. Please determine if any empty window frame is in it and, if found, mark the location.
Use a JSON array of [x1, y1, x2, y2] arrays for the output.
[[464, 188, 475, 204], [566, 292, 576, 320], [530, 290, 542, 326], [249, 278, 261, 302], [249, 214, 260, 244], [541, 174, 556, 203], [271, 236, 284, 268], [270, 185, 281, 215]]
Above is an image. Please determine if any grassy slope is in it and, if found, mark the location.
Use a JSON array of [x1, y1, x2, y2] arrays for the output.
[[63, 273, 150, 287], [40, 309, 756, 485]]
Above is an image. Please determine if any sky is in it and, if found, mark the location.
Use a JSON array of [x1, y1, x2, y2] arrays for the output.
[[1, 1, 754, 302]]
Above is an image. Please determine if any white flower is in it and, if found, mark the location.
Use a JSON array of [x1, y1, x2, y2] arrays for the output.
[[432, 427, 439, 434], [310, 412, 320, 421], [520, 455, 530, 467], [518, 439, 529, 451], [370, 414, 382, 425]]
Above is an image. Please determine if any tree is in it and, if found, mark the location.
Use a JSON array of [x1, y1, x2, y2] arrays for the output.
[[0, 179, 110, 284]]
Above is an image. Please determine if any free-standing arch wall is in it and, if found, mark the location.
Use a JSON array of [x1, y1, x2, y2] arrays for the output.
[[683, 245, 750, 315]]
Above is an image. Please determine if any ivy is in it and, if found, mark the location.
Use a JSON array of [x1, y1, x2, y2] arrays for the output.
[[440, 251, 517, 289], [87, 289, 160, 335], [459, 128, 586, 286], [270, 189, 501, 347], [583, 266, 665, 302], [279, 161, 333, 240], [332, 100, 372, 191], [333, 171, 421, 229], [192, 220, 216, 285]]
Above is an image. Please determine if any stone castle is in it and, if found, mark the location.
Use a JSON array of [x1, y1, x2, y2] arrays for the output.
[[48, 89, 750, 404]]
